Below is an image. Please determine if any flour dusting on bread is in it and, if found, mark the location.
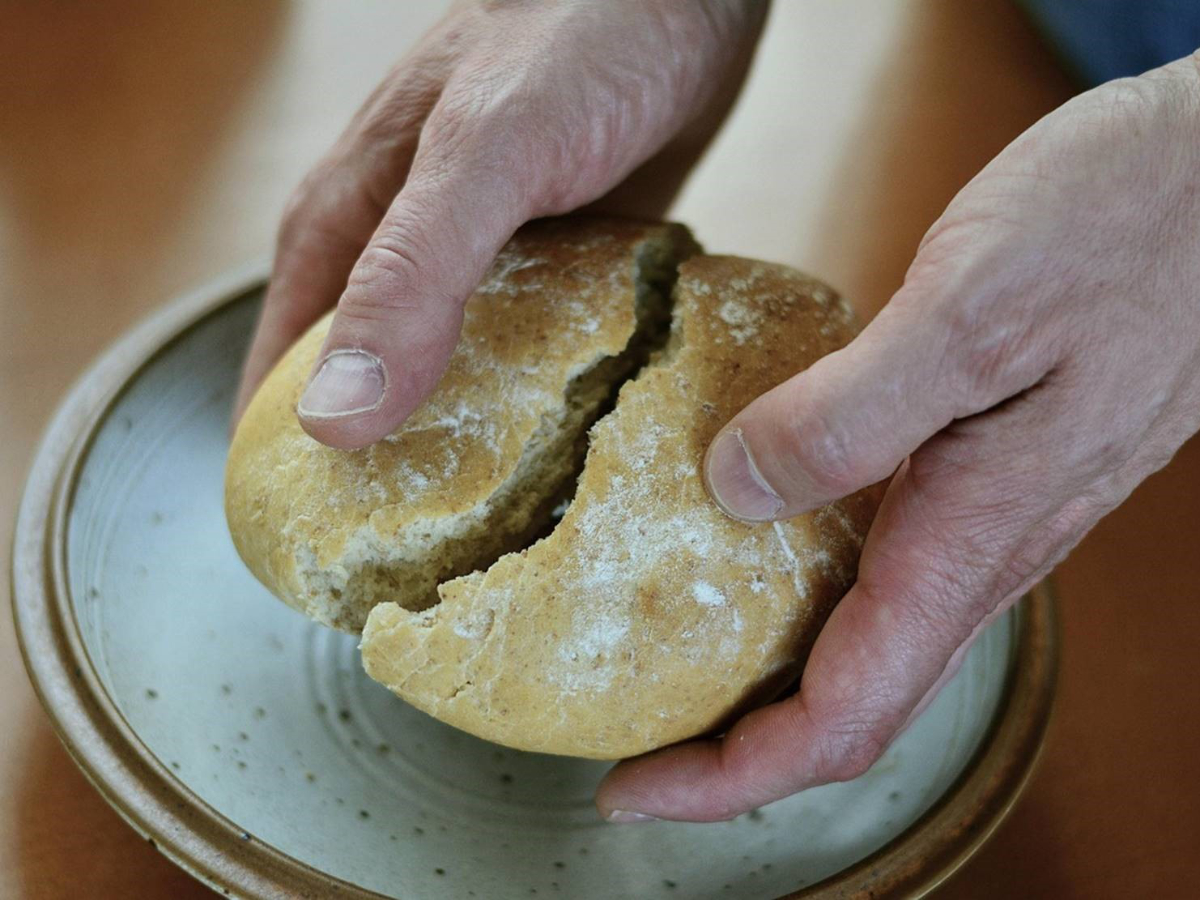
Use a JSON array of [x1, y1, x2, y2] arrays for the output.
[[356, 253, 881, 758], [225, 219, 881, 759], [227, 219, 698, 633]]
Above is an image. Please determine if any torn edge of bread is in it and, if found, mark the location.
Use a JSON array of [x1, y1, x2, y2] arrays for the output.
[[356, 254, 877, 759], [260, 223, 699, 631]]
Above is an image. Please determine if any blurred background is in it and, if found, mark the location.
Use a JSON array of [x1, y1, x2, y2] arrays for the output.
[[1, 1, 1197, 896]]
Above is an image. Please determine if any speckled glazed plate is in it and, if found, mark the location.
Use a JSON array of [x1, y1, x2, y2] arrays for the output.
[[12, 268, 1057, 899]]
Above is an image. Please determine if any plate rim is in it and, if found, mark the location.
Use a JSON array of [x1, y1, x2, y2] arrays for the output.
[[10, 269, 1058, 900]]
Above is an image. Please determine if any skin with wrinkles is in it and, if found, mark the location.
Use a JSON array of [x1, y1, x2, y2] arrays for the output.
[[230, 0, 1200, 824], [598, 56, 1200, 821]]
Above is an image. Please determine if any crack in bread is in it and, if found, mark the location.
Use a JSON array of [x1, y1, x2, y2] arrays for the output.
[[226, 218, 699, 632], [356, 252, 882, 758], [226, 217, 883, 759]]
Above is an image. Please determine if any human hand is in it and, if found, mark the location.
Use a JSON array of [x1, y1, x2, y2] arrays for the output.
[[232, 0, 766, 449], [597, 54, 1200, 822]]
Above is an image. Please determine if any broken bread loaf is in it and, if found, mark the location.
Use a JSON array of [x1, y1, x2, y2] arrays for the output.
[[226, 216, 881, 759], [227, 218, 697, 632]]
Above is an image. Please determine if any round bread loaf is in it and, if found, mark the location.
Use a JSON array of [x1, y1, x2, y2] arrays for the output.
[[226, 216, 881, 759]]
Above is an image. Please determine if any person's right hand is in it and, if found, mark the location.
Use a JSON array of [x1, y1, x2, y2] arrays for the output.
[[596, 51, 1200, 823], [233, 0, 767, 449]]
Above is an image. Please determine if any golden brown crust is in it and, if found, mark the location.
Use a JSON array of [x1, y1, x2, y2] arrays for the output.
[[359, 254, 882, 759], [225, 217, 696, 631]]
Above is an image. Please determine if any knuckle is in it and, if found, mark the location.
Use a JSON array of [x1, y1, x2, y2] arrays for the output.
[[812, 721, 888, 784], [828, 742, 885, 783], [421, 89, 480, 159], [427, 72, 527, 162], [423, 63, 579, 211], [1087, 432, 1139, 476], [1049, 494, 1106, 545], [1051, 75, 1183, 176], [801, 666, 895, 784], [947, 318, 1004, 406], [358, 75, 438, 149], [354, 240, 424, 291], [276, 161, 387, 260], [906, 232, 1060, 416], [414, 90, 541, 216], [941, 300, 1038, 411], [352, 209, 441, 288], [338, 288, 420, 328], [338, 249, 426, 323], [784, 398, 867, 496], [338, 220, 454, 325]]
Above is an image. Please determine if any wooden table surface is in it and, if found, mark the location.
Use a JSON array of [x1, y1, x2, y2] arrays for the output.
[[2, 2, 1196, 897]]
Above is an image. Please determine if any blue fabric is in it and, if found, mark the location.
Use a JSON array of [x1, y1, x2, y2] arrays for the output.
[[1020, 0, 1200, 86]]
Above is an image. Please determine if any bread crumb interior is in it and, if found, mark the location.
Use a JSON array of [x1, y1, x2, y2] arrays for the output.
[[313, 232, 694, 631]]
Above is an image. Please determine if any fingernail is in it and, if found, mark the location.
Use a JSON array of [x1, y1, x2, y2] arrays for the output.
[[298, 350, 386, 419], [704, 428, 784, 521], [605, 809, 659, 824]]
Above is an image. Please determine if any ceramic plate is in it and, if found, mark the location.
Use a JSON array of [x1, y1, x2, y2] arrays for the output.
[[12, 269, 1057, 899]]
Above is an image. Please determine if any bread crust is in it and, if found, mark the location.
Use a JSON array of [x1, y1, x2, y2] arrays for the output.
[[226, 218, 695, 631], [227, 219, 882, 759]]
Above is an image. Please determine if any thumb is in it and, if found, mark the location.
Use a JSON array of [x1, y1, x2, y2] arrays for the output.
[[296, 106, 533, 450], [702, 289, 1047, 520]]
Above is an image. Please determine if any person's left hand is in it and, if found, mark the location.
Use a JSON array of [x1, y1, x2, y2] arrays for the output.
[[231, 0, 765, 449], [596, 53, 1200, 822]]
